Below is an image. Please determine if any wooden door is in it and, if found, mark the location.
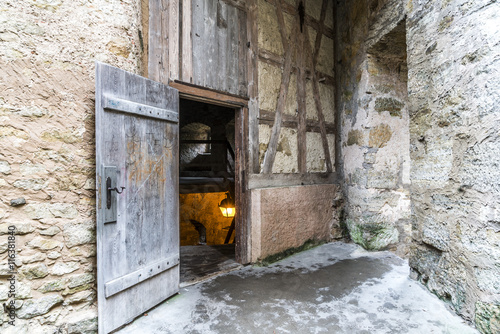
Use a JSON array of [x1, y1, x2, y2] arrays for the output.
[[95, 62, 179, 334]]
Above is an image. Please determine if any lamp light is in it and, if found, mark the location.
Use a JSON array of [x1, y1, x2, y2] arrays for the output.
[[219, 192, 235, 218]]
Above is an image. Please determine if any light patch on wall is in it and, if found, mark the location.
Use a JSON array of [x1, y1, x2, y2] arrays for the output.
[[306, 132, 326, 172], [320, 82, 335, 123], [285, 73, 298, 116], [258, 62, 282, 112], [305, 80, 318, 120], [258, 124, 272, 168], [272, 128, 298, 173], [258, 0, 283, 55]]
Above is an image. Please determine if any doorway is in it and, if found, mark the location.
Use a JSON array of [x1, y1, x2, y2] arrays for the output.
[[178, 98, 241, 285]]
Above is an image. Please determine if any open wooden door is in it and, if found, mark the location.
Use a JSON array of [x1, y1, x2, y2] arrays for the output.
[[95, 62, 180, 334]]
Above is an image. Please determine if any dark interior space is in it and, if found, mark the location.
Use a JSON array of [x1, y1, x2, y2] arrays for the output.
[[178, 99, 240, 285]]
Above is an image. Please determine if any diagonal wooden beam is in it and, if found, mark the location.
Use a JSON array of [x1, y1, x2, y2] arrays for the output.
[[262, 1, 298, 174], [303, 23, 333, 173], [313, 0, 329, 67]]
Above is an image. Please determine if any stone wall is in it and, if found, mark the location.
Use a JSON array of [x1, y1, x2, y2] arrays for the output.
[[0, 0, 142, 332], [406, 0, 500, 332], [337, 0, 410, 257]]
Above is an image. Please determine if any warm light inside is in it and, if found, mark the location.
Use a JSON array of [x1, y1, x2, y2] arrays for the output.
[[219, 206, 235, 218]]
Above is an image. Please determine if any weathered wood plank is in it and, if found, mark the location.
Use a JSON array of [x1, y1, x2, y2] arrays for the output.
[[192, 0, 204, 86], [248, 172, 338, 189], [140, 0, 149, 77], [169, 0, 180, 80], [105, 255, 180, 298], [226, 5, 238, 95], [95, 62, 180, 334], [205, 0, 217, 89], [170, 80, 248, 107], [247, 0, 259, 173], [217, 0, 228, 92], [237, 9, 248, 97], [235, 106, 250, 263], [333, 0, 341, 175], [258, 48, 284, 66], [262, 1, 298, 174], [296, 27, 307, 173], [148, 0, 169, 84], [221, 0, 246, 11], [102, 95, 179, 123], [259, 109, 336, 133], [181, 0, 193, 82], [303, 24, 333, 172]]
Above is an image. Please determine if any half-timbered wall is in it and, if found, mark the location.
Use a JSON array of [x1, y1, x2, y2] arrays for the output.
[[256, 0, 335, 175]]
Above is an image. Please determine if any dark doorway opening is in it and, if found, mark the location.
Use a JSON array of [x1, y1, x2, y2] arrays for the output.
[[178, 98, 241, 285]]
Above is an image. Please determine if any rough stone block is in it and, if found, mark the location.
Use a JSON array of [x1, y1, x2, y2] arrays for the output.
[[19, 263, 49, 280], [10, 197, 26, 207], [17, 295, 63, 319], [66, 311, 98, 334], [39, 226, 61, 236], [369, 124, 392, 148], [0, 222, 35, 235], [475, 302, 500, 334], [38, 279, 66, 293], [63, 221, 95, 248], [347, 219, 399, 250], [20, 162, 47, 176], [13, 178, 49, 191], [20, 252, 46, 264], [0, 160, 11, 174], [28, 236, 63, 251], [50, 261, 80, 276]]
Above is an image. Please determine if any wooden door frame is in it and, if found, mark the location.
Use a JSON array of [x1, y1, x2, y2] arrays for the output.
[[171, 80, 251, 264]]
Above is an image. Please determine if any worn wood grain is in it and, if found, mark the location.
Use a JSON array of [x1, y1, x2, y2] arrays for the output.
[[169, 0, 180, 80], [181, 0, 193, 82], [333, 0, 341, 178], [296, 24, 307, 173], [148, 0, 169, 84], [95, 62, 179, 334], [247, 0, 259, 173], [261, 2, 298, 174], [259, 109, 335, 133], [248, 172, 338, 189], [170, 80, 248, 107], [237, 9, 247, 96]]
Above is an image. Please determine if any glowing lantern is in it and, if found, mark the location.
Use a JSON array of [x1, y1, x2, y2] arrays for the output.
[[219, 192, 235, 218]]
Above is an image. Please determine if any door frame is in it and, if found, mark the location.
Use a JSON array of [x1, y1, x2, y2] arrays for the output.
[[170, 80, 251, 264]]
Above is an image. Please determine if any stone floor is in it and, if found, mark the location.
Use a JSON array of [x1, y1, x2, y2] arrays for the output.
[[117, 242, 478, 334], [180, 244, 241, 286]]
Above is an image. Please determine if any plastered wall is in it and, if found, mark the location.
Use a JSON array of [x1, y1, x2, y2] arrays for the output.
[[0, 0, 142, 332]]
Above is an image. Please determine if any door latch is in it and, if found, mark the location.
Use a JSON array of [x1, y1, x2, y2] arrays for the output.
[[106, 177, 125, 209], [103, 166, 124, 223]]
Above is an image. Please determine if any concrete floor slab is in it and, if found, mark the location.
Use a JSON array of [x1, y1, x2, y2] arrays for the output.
[[116, 242, 478, 334]]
